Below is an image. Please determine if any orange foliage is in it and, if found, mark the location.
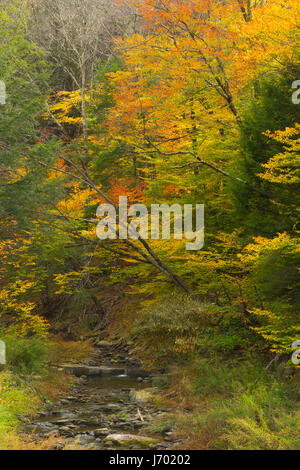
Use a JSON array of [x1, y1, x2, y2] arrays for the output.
[[111, 0, 299, 156]]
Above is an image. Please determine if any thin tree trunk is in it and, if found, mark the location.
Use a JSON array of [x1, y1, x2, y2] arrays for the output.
[[81, 65, 88, 155]]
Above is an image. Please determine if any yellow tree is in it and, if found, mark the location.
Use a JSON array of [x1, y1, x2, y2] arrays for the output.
[[109, 0, 299, 181]]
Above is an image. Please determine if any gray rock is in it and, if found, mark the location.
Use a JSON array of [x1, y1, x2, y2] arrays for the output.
[[104, 433, 160, 447], [94, 427, 110, 437]]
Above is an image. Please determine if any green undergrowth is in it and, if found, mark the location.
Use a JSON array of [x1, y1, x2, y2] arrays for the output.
[[152, 356, 300, 450], [0, 334, 88, 449], [0, 371, 41, 449]]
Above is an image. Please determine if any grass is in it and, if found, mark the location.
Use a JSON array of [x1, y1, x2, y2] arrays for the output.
[[0, 335, 93, 450], [151, 356, 300, 450], [3, 335, 48, 375], [47, 336, 94, 364], [127, 295, 300, 450], [0, 371, 61, 450]]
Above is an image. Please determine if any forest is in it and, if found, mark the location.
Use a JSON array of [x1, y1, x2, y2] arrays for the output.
[[0, 0, 299, 452]]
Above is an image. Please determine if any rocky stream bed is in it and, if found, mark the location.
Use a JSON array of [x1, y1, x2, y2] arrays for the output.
[[24, 341, 181, 450]]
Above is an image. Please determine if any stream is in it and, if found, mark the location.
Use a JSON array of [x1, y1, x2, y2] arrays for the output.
[[25, 343, 178, 450]]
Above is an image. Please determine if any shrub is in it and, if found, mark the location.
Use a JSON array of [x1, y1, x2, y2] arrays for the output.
[[240, 233, 300, 353], [3, 335, 48, 374], [131, 293, 255, 364]]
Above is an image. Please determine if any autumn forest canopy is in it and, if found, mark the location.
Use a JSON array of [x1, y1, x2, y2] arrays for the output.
[[0, 0, 300, 451]]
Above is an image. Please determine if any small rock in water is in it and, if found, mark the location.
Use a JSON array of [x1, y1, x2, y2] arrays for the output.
[[53, 419, 72, 426], [60, 426, 72, 433], [79, 375, 88, 383], [94, 427, 110, 437], [105, 441, 114, 448], [60, 399, 69, 405]]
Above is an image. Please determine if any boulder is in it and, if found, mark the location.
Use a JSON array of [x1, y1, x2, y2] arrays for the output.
[[104, 433, 159, 448]]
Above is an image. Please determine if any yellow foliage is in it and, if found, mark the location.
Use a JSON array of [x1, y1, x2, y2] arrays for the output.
[[259, 124, 300, 184]]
